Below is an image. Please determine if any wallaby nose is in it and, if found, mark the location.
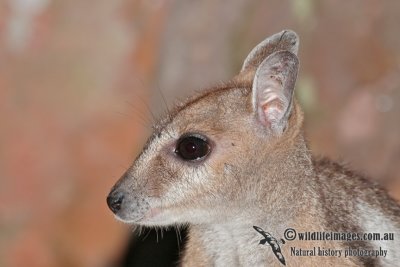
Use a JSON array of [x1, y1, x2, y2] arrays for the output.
[[107, 191, 124, 214]]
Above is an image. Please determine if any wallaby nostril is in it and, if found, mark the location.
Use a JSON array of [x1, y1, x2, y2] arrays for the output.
[[107, 191, 124, 214]]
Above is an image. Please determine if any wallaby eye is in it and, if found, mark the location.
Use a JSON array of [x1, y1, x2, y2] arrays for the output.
[[175, 134, 211, 161]]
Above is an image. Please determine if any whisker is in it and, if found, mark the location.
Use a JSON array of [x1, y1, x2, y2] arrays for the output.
[[125, 99, 153, 126], [141, 227, 152, 241], [155, 80, 171, 119]]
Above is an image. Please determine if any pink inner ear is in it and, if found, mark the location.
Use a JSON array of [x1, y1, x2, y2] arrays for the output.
[[256, 78, 287, 128], [252, 50, 298, 132], [261, 98, 285, 127]]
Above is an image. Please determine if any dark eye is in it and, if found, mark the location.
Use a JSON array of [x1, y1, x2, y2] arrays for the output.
[[175, 134, 211, 161]]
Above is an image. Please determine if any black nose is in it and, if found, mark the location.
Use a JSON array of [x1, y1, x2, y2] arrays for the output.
[[107, 191, 124, 214]]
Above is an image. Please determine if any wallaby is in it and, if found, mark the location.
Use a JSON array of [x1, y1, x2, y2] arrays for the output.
[[107, 30, 400, 266]]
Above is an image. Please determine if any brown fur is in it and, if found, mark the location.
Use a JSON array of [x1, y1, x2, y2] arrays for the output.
[[108, 30, 400, 266]]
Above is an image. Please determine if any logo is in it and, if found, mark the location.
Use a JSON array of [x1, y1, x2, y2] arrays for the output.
[[253, 226, 286, 266]]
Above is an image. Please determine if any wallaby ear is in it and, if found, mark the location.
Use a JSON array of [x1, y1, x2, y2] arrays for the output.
[[252, 50, 299, 135], [241, 30, 299, 73]]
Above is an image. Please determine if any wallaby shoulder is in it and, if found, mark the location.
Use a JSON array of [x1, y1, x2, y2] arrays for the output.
[[313, 157, 400, 225], [312, 158, 400, 266]]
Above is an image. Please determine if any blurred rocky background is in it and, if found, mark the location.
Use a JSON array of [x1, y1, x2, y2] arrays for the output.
[[1, 0, 399, 266]]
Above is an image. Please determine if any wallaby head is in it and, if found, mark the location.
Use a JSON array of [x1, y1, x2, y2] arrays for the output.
[[107, 30, 311, 227], [107, 30, 400, 267]]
